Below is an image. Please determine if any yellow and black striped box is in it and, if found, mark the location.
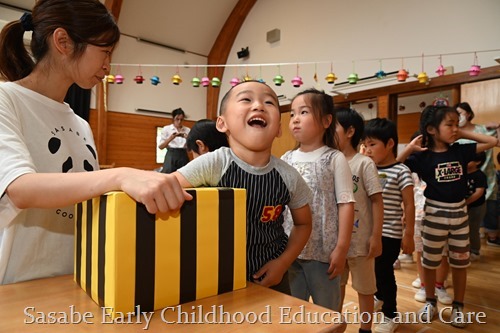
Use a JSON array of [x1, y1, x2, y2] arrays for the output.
[[74, 188, 246, 317]]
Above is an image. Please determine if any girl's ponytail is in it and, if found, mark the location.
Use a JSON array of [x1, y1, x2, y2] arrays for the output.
[[0, 19, 35, 81]]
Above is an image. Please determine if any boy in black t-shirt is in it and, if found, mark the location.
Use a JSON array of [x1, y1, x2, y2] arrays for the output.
[[465, 152, 487, 261]]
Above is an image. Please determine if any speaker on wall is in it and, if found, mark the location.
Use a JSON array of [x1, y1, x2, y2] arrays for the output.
[[237, 47, 249, 59]]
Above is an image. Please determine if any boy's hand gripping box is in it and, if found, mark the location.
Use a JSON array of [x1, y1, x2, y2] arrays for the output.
[[74, 188, 246, 317]]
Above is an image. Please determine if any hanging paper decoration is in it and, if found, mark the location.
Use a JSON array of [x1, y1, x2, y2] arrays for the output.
[[273, 65, 284, 86], [435, 55, 446, 76], [325, 63, 337, 84], [171, 74, 182, 85], [201, 77, 210, 87], [134, 65, 144, 84], [211, 77, 221, 87], [397, 69, 409, 82], [150, 75, 161, 86], [201, 67, 210, 87], [273, 75, 284, 86], [417, 53, 429, 84], [230, 77, 240, 86], [347, 61, 358, 84], [191, 66, 201, 87], [171, 66, 182, 85], [106, 74, 115, 83], [243, 66, 252, 81], [374, 60, 386, 79], [113, 65, 124, 84], [258, 66, 265, 83], [469, 52, 481, 76], [313, 63, 318, 83], [291, 64, 303, 87]]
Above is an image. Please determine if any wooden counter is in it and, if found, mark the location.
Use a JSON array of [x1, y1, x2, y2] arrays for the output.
[[0, 275, 346, 333]]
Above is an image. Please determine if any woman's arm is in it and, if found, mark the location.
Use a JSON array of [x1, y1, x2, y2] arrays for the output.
[[6, 168, 192, 214], [459, 129, 498, 152]]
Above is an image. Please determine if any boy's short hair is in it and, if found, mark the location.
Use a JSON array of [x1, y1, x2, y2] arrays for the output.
[[335, 107, 365, 150], [364, 117, 398, 156], [219, 80, 278, 115]]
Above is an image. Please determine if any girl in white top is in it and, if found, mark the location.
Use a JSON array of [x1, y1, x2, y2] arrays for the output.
[[0, 0, 190, 285], [282, 88, 355, 311]]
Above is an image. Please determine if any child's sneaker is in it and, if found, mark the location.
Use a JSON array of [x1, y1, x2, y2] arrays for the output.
[[412, 277, 421, 288], [435, 287, 452, 305], [418, 302, 437, 323], [374, 296, 384, 312], [374, 316, 398, 333], [486, 237, 500, 247], [414, 287, 426, 302], [393, 259, 401, 270], [398, 253, 414, 263], [450, 305, 467, 328], [470, 253, 480, 262]]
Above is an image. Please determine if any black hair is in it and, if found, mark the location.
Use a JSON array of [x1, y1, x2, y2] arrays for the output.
[[186, 119, 229, 154], [219, 80, 278, 115], [364, 117, 398, 156], [455, 102, 475, 121], [419, 105, 458, 150], [472, 151, 487, 168], [172, 108, 185, 118], [0, 0, 120, 81], [335, 107, 364, 150], [291, 88, 337, 148]]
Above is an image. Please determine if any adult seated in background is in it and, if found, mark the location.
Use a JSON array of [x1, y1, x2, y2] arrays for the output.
[[456, 102, 500, 246], [186, 119, 229, 159]]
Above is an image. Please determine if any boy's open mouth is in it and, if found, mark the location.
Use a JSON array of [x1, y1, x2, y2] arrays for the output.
[[248, 117, 267, 128]]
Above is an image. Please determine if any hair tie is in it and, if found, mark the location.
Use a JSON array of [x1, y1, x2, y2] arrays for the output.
[[20, 12, 33, 32]]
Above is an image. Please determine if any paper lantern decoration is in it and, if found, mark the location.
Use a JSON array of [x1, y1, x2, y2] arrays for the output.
[[291, 76, 303, 88], [201, 77, 210, 87], [469, 65, 481, 76], [191, 77, 201, 87], [243, 75, 252, 82], [396, 69, 409, 82], [375, 70, 386, 79], [347, 73, 359, 84], [469, 52, 481, 76], [171, 74, 182, 85], [106, 74, 115, 83], [114, 74, 124, 84], [417, 72, 429, 84], [230, 77, 240, 87], [325, 73, 337, 84], [273, 75, 285, 86], [211, 77, 221, 87], [150, 76, 161, 86], [435, 65, 446, 76], [134, 75, 145, 84]]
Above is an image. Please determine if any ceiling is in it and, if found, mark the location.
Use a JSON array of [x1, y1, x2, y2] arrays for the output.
[[0, 0, 239, 57]]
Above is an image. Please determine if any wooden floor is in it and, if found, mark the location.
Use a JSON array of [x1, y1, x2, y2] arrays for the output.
[[341, 237, 500, 333]]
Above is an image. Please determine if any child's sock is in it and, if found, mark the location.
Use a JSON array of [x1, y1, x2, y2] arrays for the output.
[[452, 300, 464, 309], [435, 282, 444, 289], [359, 329, 372, 333]]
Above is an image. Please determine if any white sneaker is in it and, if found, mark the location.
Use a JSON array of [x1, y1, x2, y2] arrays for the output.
[[412, 277, 421, 288], [374, 296, 384, 312], [414, 287, 426, 302], [450, 305, 467, 328], [418, 302, 437, 323], [435, 287, 452, 305], [374, 316, 398, 333], [398, 253, 414, 263], [470, 253, 480, 261]]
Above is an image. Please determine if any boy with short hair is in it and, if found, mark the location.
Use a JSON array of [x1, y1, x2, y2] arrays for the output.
[[363, 118, 415, 333], [336, 108, 384, 333], [173, 81, 313, 293]]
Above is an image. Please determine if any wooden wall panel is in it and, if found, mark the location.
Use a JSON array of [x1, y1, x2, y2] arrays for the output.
[[88, 110, 194, 170], [397, 113, 421, 144]]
